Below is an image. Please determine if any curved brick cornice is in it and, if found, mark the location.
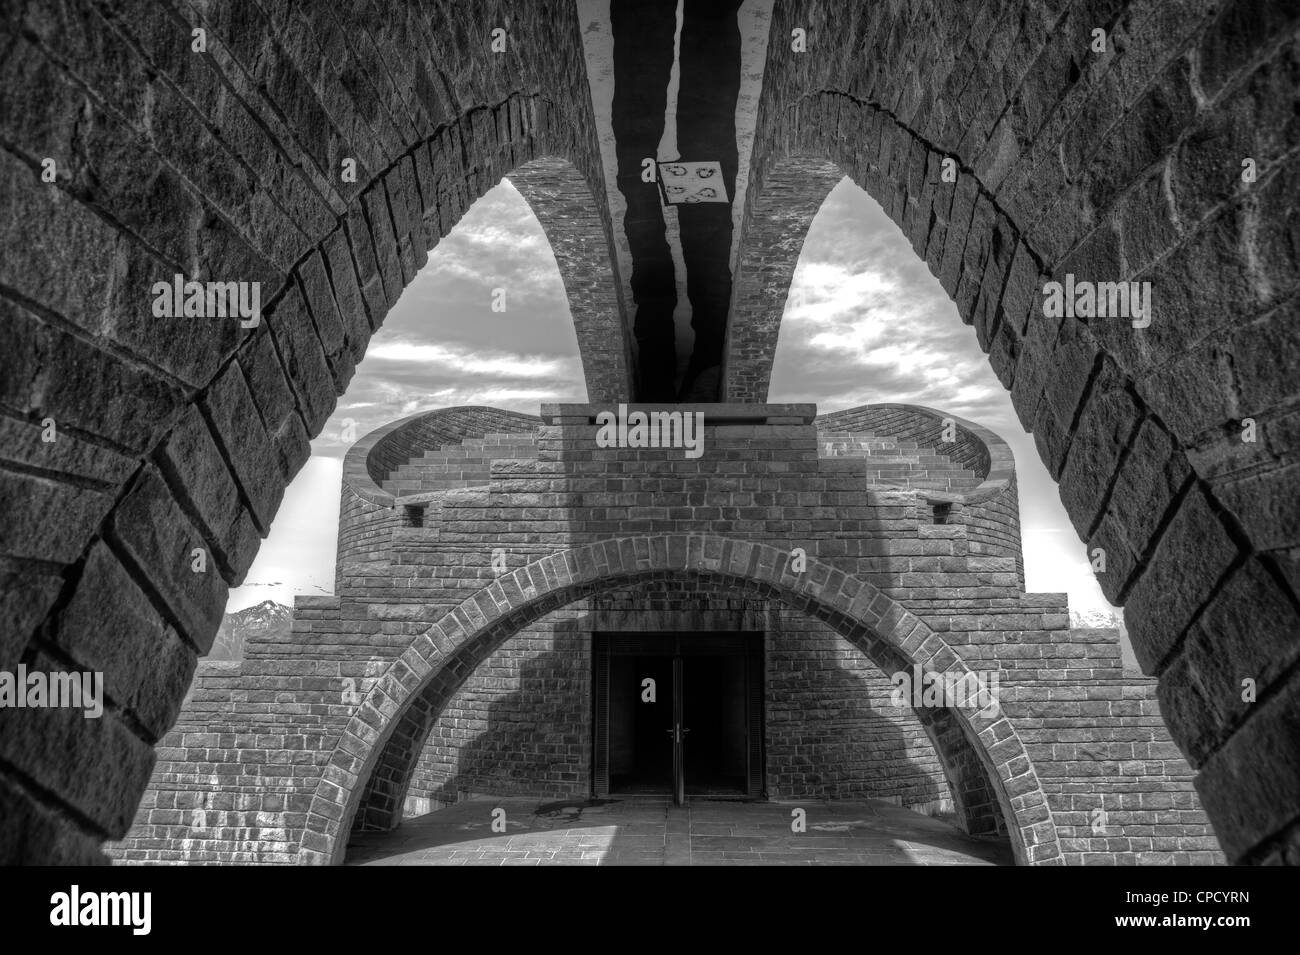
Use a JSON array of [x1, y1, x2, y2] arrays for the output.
[[818, 403, 1015, 506], [344, 406, 542, 506], [299, 534, 1062, 866]]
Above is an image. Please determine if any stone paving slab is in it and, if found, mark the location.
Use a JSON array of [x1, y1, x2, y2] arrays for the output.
[[345, 796, 1013, 866]]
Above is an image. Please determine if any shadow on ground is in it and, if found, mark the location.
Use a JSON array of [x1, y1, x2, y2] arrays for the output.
[[344, 796, 1013, 866]]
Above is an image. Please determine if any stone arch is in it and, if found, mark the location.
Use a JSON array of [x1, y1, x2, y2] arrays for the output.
[[1, 0, 1293, 867], [299, 534, 1061, 866], [724, 156, 843, 402], [723, 0, 1300, 863], [0, 3, 630, 860], [509, 158, 634, 402], [350, 571, 1006, 843]]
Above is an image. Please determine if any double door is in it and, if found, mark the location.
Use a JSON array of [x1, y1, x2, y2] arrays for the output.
[[593, 633, 764, 804]]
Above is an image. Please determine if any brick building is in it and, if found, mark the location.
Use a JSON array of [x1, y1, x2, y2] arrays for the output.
[[2, 0, 1297, 866], [112, 401, 1221, 865]]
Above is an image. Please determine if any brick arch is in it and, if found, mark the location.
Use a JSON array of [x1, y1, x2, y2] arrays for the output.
[[2, 0, 1293, 867], [723, 0, 1300, 863], [724, 155, 843, 402], [299, 534, 1061, 866], [509, 158, 633, 402], [0, 3, 630, 860], [349, 571, 1008, 845]]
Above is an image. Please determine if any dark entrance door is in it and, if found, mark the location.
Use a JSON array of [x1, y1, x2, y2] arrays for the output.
[[593, 633, 764, 804]]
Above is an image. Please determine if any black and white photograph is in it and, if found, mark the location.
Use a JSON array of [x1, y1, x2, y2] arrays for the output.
[[0, 0, 1291, 936]]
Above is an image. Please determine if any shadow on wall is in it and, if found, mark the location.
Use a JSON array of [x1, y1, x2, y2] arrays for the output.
[[765, 625, 953, 817], [399, 616, 594, 815], [765, 615, 1010, 842], [340, 614, 1016, 865], [374, 611, 1002, 838]]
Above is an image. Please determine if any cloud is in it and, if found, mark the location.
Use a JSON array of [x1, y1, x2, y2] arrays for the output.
[[408, 180, 567, 304], [233, 174, 1119, 625], [769, 177, 1118, 617], [365, 340, 571, 379], [232, 180, 589, 605]]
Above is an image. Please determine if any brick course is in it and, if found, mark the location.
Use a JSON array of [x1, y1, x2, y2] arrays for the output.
[[112, 402, 1219, 866], [0, 0, 1290, 865]]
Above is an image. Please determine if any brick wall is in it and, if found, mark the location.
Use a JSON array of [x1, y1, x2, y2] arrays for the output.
[[767, 614, 954, 811], [398, 584, 959, 821], [402, 616, 592, 815], [5, 0, 1287, 864], [112, 402, 1222, 865], [0, 0, 626, 863], [729, 0, 1300, 863]]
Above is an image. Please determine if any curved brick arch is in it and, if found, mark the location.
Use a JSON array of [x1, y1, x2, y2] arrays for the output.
[[0, 3, 630, 860], [1, 0, 1294, 868], [349, 571, 1007, 845], [724, 156, 843, 402], [509, 158, 634, 402], [721, 0, 1300, 863], [300, 535, 1061, 866]]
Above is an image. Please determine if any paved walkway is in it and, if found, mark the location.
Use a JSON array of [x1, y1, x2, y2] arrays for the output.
[[345, 797, 1013, 866]]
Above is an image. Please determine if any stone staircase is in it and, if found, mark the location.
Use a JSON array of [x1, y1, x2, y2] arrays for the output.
[[384, 432, 540, 495], [816, 430, 981, 492]]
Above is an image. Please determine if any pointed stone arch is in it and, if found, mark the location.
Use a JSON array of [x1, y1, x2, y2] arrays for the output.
[[1, 0, 1295, 866], [510, 157, 634, 403], [0, 4, 631, 860], [722, 0, 1300, 862]]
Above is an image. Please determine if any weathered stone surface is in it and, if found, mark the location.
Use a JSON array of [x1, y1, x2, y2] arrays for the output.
[[0, 0, 1292, 868], [265, 285, 337, 437], [56, 543, 198, 742], [0, 470, 116, 565], [0, 566, 63, 670], [0, 297, 183, 454], [202, 362, 285, 534], [0, 774, 107, 866], [1057, 360, 1142, 536], [1161, 558, 1300, 764], [321, 228, 373, 363], [297, 250, 347, 362], [0, 660, 155, 838], [1125, 488, 1240, 674], [109, 468, 229, 654], [157, 405, 250, 579], [115, 403, 1216, 867], [1195, 671, 1300, 864]]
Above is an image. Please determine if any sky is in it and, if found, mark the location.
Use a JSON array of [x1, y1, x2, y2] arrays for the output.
[[227, 177, 1117, 626]]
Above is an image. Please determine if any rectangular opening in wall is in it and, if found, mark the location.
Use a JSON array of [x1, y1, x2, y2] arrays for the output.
[[592, 632, 764, 802], [404, 505, 425, 527], [932, 503, 951, 524]]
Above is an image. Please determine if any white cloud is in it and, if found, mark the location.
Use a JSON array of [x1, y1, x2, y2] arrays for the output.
[[366, 340, 571, 379], [770, 177, 1118, 618], [233, 173, 1119, 627]]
